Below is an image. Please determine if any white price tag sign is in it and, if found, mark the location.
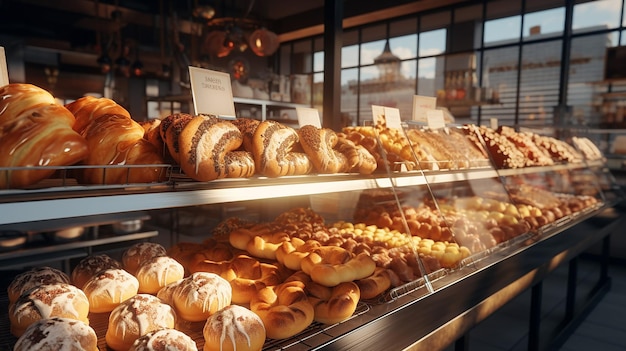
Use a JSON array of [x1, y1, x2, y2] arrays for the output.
[[0, 47, 8, 86], [426, 109, 446, 130], [490, 118, 498, 130], [296, 107, 322, 128], [412, 95, 437, 122], [371, 105, 385, 126], [384, 107, 402, 130], [188, 67, 236, 118]]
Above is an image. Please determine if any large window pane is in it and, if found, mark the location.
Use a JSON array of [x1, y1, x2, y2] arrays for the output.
[[361, 40, 386, 66], [479, 46, 520, 125], [484, 16, 522, 45], [523, 7, 565, 40], [573, 0, 622, 31], [390, 34, 417, 60], [314, 51, 324, 73], [419, 29, 446, 57], [418, 57, 440, 97], [313, 72, 324, 109], [341, 68, 359, 124], [342, 45, 359, 68], [292, 40, 312, 74]]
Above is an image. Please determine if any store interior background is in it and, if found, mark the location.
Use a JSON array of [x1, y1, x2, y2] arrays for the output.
[[1, 0, 626, 255]]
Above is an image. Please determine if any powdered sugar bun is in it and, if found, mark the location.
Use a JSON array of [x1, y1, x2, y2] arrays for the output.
[[13, 317, 98, 351], [173, 272, 232, 322], [8, 266, 70, 303], [106, 294, 177, 351], [9, 283, 90, 337], [203, 305, 266, 351], [122, 242, 167, 275], [71, 254, 122, 289], [136, 256, 185, 294], [82, 268, 139, 313], [129, 328, 198, 351]]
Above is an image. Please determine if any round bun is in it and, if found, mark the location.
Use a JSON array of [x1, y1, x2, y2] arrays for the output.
[[250, 281, 314, 340], [129, 328, 198, 351], [203, 305, 266, 351], [9, 283, 90, 337], [71, 254, 122, 289], [82, 268, 139, 313], [106, 294, 177, 351], [8, 266, 70, 304], [122, 242, 167, 275], [13, 317, 98, 351], [173, 272, 232, 322], [136, 256, 185, 294]]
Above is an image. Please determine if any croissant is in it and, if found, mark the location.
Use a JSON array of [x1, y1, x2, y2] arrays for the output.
[[65, 95, 131, 133], [0, 84, 88, 189], [80, 113, 165, 184]]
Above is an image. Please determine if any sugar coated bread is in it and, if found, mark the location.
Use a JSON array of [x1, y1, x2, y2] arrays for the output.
[[122, 242, 168, 275], [8, 266, 70, 303], [203, 305, 266, 351], [71, 254, 122, 289], [129, 328, 198, 351], [136, 256, 185, 294], [13, 317, 98, 351], [82, 268, 139, 313], [106, 294, 177, 351], [9, 283, 90, 337], [172, 272, 232, 322]]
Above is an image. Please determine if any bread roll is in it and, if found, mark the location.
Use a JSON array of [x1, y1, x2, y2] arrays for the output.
[[122, 242, 168, 275], [0, 84, 88, 188], [178, 114, 254, 181], [71, 253, 122, 289], [203, 305, 266, 351], [164, 113, 193, 164], [252, 120, 312, 177], [13, 317, 98, 351], [129, 328, 198, 351], [249, 281, 314, 340], [136, 256, 185, 294], [106, 294, 177, 351], [8, 266, 70, 304], [172, 272, 232, 322], [298, 124, 347, 174], [82, 268, 139, 313], [9, 283, 90, 337]]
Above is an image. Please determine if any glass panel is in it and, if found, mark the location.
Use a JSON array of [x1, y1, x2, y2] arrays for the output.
[[279, 45, 291, 75], [479, 46, 520, 126], [419, 29, 446, 57], [568, 33, 616, 126], [523, 7, 566, 40], [342, 44, 359, 68], [313, 51, 324, 72], [517, 40, 563, 126], [341, 68, 359, 124], [420, 10, 451, 32], [313, 72, 323, 110], [390, 17, 418, 38], [390, 34, 417, 60], [292, 40, 312, 74], [361, 40, 386, 66], [453, 4, 484, 50], [622, 30, 626, 45], [418, 57, 439, 97], [343, 29, 359, 47], [486, 0, 522, 20], [573, 0, 622, 31], [361, 23, 387, 43], [484, 15, 522, 45]]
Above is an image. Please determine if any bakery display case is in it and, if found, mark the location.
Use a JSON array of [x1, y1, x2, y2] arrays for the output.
[[0, 86, 624, 350]]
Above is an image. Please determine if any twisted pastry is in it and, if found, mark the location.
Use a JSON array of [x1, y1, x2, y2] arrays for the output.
[[252, 120, 312, 177]]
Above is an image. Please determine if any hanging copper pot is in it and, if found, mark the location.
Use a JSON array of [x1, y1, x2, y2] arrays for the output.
[[203, 30, 234, 58], [248, 28, 279, 57]]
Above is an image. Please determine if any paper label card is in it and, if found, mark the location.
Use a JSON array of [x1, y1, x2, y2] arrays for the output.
[[412, 95, 437, 122], [383, 107, 402, 130], [296, 107, 322, 128], [371, 105, 385, 126], [0, 47, 8, 86], [490, 118, 498, 130], [188, 67, 236, 118], [426, 109, 446, 130]]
